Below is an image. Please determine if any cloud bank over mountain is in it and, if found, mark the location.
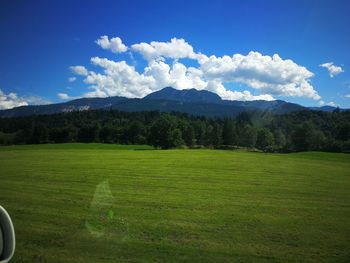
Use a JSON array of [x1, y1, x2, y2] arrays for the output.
[[0, 89, 28, 110], [67, 36, 321, 102], [0, 89, 51, 110]]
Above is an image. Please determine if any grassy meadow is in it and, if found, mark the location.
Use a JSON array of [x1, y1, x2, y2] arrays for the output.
[[0, 144, 349, 262]]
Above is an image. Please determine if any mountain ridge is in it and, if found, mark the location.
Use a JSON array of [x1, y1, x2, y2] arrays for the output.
[[0, 87, 343, 118], [144, 86, 222, 104]]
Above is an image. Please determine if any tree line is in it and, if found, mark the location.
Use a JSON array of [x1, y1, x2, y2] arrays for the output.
[[0, 109, 349, 152]]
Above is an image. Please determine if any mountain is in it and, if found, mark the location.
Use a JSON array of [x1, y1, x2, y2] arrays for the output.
[[0, 96, 128, 118], [0, 87, 340, 118], [308, 105, 339, 112], [144, 87, 306, 114], [144, 86, 222, 103]]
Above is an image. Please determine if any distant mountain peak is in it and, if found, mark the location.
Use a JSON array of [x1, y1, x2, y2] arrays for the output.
[[1, 86, 344, 118], [144, 87, 222, 104]]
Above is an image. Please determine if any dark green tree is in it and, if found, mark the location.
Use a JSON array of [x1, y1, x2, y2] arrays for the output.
[[29, 123, 49, 144], [211, 123, 222, 147], [193, 120, 206, 145], [336, 123, 350, 141], [273, 129, 286, 150], [149, 115, 184, 149], [49, 127, 72, 143], [99, 125, 116, 143], [177, 119, 195, 146], [238, 124, 257, 148], [222, 118, 237, 146], [77, 124, 100, 143], [292, 122, 315, 151], [127, 120, 146, 144], [256, 128, 274, 152]]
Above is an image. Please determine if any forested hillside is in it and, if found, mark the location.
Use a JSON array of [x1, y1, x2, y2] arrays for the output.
[[0, 109, 349, 152]]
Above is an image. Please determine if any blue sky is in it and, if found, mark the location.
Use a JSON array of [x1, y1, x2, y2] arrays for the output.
[[0, 0, 349, 109]]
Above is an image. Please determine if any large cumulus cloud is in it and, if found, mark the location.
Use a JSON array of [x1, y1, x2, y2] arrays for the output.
[[66, 36, 321, 102]]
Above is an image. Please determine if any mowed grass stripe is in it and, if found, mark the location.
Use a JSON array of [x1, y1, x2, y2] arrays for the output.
[[0, 144, 349, 262]]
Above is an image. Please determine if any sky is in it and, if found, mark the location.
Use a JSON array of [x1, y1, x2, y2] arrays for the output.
[[0, 0, 350, 109]]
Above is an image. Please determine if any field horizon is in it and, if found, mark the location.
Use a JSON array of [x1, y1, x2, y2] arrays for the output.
[[1, 144, 349, 262]]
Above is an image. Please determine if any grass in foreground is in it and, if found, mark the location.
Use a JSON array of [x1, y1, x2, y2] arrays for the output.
[[0, 144, 349, 262]]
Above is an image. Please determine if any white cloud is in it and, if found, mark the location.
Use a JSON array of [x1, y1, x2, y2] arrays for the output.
[[57, 93, 80, 101], [25, 96, 51, 105], [84, 57, 155, 98], [81, 57, 208, 98], [143, 60, 207, 90], [198, 52, 320, 100], [70, 65, 88, 76], [0, 89, 28, 109], [68, 37, 322, 102], [57, 93, 70, 100], [206, 80, 274, 101], [169, 62, 208, 90], [345, 94, 350, 98], [73, 56, 275, 101], [95, 35, 128, 53], [131, 38, 195, 61], [320, 62, 344, 77], [68, 77, 76, 82], [0, 89, 51, 110], [318, 100, 337, 107]]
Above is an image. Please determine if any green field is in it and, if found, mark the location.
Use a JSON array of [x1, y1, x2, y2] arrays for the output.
[[1, 144, 349, 262]]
